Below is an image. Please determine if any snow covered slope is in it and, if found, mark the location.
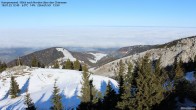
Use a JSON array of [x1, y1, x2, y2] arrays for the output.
[[0, 66, 118, 110], [56, 48, 76, 62], [88, 52, 107, 63]]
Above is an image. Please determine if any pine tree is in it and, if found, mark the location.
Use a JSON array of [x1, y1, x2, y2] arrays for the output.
[[132, 61, 139, 88], [79, 64, 83, 71], [116, 60, 126, 102], [0, 61, 7, 72], [53, 61, 59, 69], [102, 81, 118, 110], [64, 59, 73, 69], [37, 61, 41, 68], [41, 63, 45, 68], [51, 80, 63, 110], [24, 89, 36, 110], [10, 76, 20, 98], [118, 75, 124, 101], [175, 58, 184, 79], [117, 60, 125, 79], [133, 55, 165, 110], [31, 57, 38, 67], [154, 58, 161, 76], [117, 62, 134, 109], [73, 59, 81, 70], [78, 65, 99, 110], [175, 79, 189, 103], [79, 65, 91, 102]]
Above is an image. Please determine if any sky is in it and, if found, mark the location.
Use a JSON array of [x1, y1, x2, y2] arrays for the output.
[[0, 0, 196, 48]]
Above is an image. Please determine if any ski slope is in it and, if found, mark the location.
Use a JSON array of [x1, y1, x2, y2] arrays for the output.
[[0, 66, 118, 110]]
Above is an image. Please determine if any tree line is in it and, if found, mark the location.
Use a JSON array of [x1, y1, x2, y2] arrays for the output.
[[0, 61, 7, 72], [53, 59, 83, 71], [13, 57, 83, 71]]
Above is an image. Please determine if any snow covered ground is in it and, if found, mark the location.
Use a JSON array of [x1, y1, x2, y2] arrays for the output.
[[88, 52, 107, 63], [56, 48, 76, 62], [0, 66, 118, 110]]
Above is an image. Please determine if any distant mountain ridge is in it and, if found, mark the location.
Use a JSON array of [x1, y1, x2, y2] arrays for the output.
[[6, 36, 196, 72], [7, 47, 64, 67], [7, 47, 109, 68], [93, 36, 196, 77]]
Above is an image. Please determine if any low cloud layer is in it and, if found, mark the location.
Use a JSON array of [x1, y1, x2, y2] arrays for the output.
[[0, 27, 196, 48]]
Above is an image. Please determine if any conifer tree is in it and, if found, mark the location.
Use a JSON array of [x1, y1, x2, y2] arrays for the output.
[[73, 59, 81, 70], [118, 75, 124, 101], [0, 61, 7, 72], [154, 58, 161, 76], [78, 65, 99, 110], [37, 61, 41, 68], [175, 79, 189, 103], [41, 63, 45, 68], [132, 61, 139, 88], [116, 60, 126, 102], [79, 65, 91, 102], [117, 60, 125, 79], [133, 55, 165, 110], [31, 57, 38, 67], [53, 61, 59, 69], [65, 59, 73, 69], [126, 62, 134, 84], [51, 80, 63, 110], [102, 81, 118, 110], [10, 76, 20, 98], [24, 89, 36, 110], [175, 58, 184, 79], [117, 62, 134, 109], [79, 64, 83, 71]]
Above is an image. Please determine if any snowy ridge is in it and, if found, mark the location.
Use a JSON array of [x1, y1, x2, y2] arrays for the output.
[[88, 52, 107, 63], [56, 48, 76, 62], [0, 66, 118, 110]]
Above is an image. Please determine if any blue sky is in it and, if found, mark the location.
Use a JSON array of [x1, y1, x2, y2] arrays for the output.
[[0, 0, 196, 48], [1, 0, 196, 27]]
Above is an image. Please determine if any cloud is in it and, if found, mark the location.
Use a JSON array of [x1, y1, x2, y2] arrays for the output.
[[0, 27, 196, 48]]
